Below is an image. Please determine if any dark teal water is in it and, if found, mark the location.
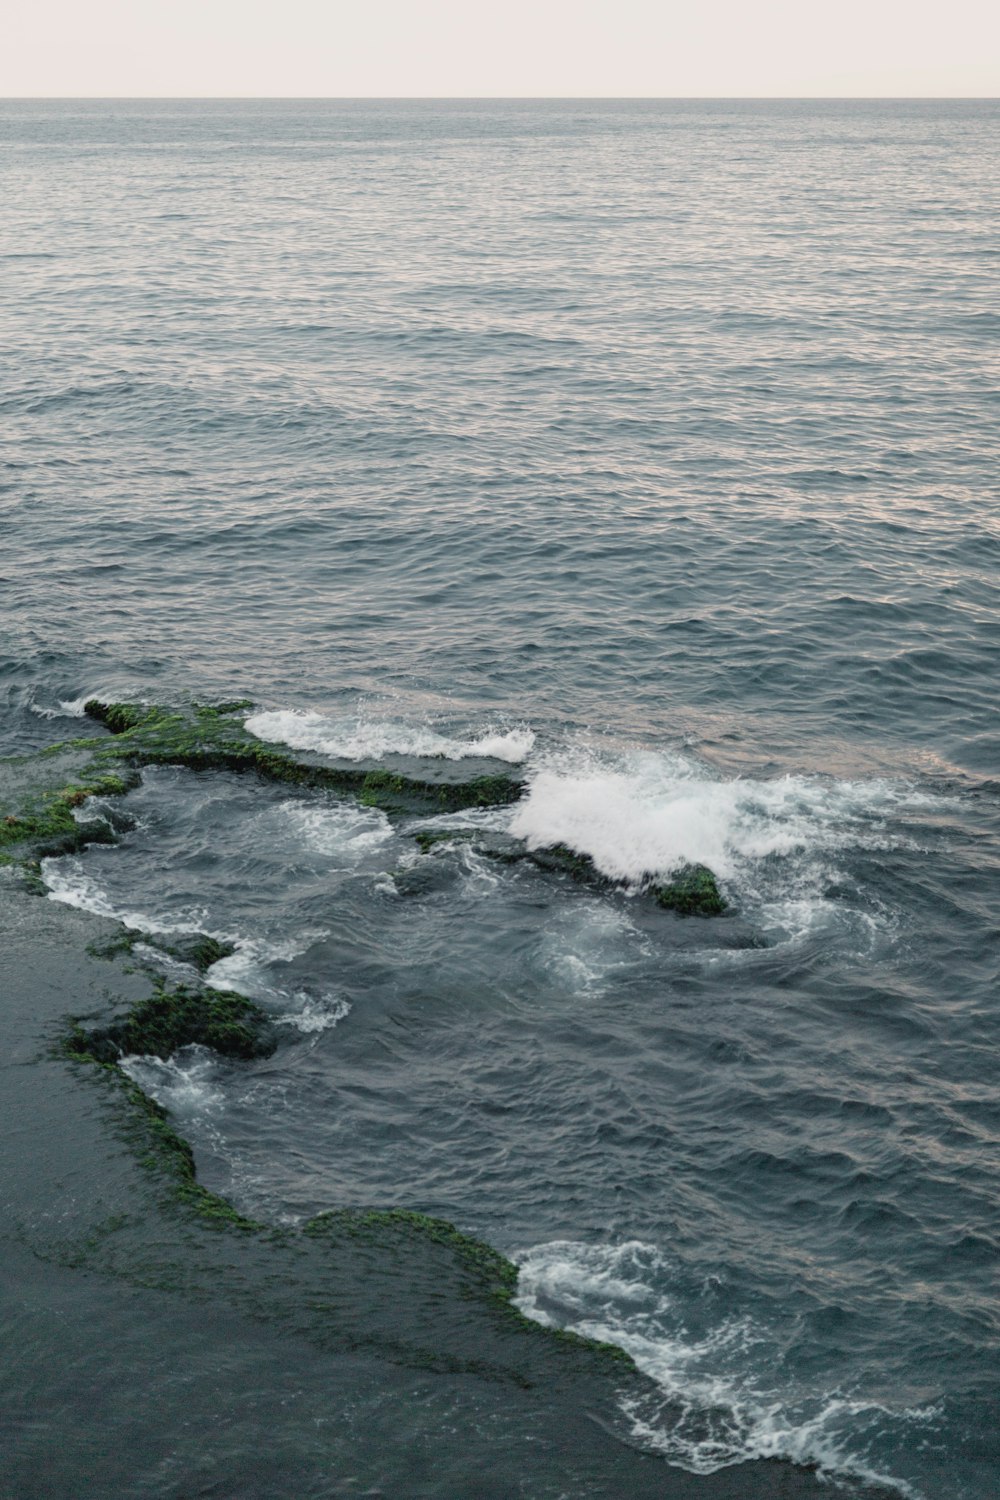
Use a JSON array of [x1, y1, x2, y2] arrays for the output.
[[2, 99, 998, 1498]]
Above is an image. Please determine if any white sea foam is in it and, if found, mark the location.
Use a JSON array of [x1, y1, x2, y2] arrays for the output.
[[275, 993, 351, 1034], [203, 932, 321, 991], [41, 860, 344, 1032], [204, 937, 348, 1034], [536, 903, 649, 995], [120, 1046, 224, 1117], [277, 800, 393, 861], [245, 708, 535, 764], [510, 747, 921, 887], [57, 693, 98, 717], [41, 857, 213, 936], [515, 1239, 929, 1497]]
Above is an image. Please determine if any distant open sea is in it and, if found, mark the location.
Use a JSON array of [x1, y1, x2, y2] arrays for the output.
[[2, 99, 998, 1498]]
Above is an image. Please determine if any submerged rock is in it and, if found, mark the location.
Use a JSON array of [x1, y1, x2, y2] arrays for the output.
[[405, 830, 728, 916], [140, 932, 237, 973], [65, 981, 276, 1065], [1, 699, 725, 919]]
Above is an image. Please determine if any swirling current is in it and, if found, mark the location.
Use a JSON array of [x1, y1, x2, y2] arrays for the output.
[[2, 100, 998, 1499]]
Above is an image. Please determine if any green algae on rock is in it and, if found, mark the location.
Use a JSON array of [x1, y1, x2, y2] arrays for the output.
[[530, 843, 726, 915], [81, 698, 525, 814], [64, 980, 277, 1065], [653, 863, 726, 915], [59, 981, 638, 1370], [0, 745, 138, 866]]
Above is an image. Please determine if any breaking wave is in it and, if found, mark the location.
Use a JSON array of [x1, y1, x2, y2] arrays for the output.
[[515, 1239, 933, 1498], [509, 744, 929, 887]]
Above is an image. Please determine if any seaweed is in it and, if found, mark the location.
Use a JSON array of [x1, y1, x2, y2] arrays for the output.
[[61, 1040, 266, 1234], [0, 772, 131, 861], [60, 1011, 636, 1368], [64, 981, 276, 1065], [653, 863, 726, 916]]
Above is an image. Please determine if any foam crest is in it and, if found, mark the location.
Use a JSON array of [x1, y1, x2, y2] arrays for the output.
[[245, 708, 534, 764], [205, 938, 348, 1034], [515, 1240, 928, 1496], [27, 692, 101, 720], [41, 857, 213, 936], [277, 800, 393, 860], [57, 693, 99, 717], [510, 747, 923, 886], [120, 1046, 224, 1117]]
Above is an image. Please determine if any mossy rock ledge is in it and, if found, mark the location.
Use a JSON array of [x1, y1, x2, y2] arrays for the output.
[[79, 699, 524, 815], [65, 981, 277, 1066]]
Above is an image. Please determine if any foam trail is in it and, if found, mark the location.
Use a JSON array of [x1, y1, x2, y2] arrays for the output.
[[245, 708, 534, 764], [515, 1240, 929, 1497], [41, 857, 213, 936], [41, 860, 343, 1032]]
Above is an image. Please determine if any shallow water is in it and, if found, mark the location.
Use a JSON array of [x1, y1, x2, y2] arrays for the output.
[[3, 99, 999, 1498]]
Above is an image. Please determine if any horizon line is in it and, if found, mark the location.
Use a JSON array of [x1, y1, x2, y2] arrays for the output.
[[2, 94, 998, 103]]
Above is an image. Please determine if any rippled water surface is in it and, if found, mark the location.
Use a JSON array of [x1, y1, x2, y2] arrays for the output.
[[2, 100, 999, 1499]]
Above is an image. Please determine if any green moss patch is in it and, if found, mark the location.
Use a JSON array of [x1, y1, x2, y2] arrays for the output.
[[64, 981, 276, 1065], [0, 767, 134, 863], [653, 863, 726, 915]]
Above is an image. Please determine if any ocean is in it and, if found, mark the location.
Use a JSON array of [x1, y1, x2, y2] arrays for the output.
[[1, 98, 998, 1498]]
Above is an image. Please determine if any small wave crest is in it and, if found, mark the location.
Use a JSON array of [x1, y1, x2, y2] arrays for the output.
[[120, 1045, 224, 1118], [245, 707, 535, 764], [515, 1239, 932, 1497], [41, 857, 214, 936], [205, 939, 348, 1034], [277, 799, 393, 860], [42, 861, 346, 1033], [29, 692, 132, 720]]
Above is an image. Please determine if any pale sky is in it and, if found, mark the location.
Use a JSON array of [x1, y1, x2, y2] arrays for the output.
[[4, 0, 999, 98]]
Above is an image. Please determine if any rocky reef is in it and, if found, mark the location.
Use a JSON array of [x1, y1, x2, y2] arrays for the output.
[[1, 698, 725, 915]]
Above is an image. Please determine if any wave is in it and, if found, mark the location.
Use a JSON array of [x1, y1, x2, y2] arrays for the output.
[[204, 939, 349, 1035], [276, 799, 394, 861], [509, 744, 929, 887], [120, 1045, 225, 1118], [41, 859, 346, 1035], [27, 692, 102, 721], [514, 1239, 933, 1498], [42, 856, 215, 936], [244, 707, 535, 764]]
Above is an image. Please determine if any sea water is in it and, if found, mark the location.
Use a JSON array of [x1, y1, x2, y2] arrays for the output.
[[2, 99, 998, 1498]]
